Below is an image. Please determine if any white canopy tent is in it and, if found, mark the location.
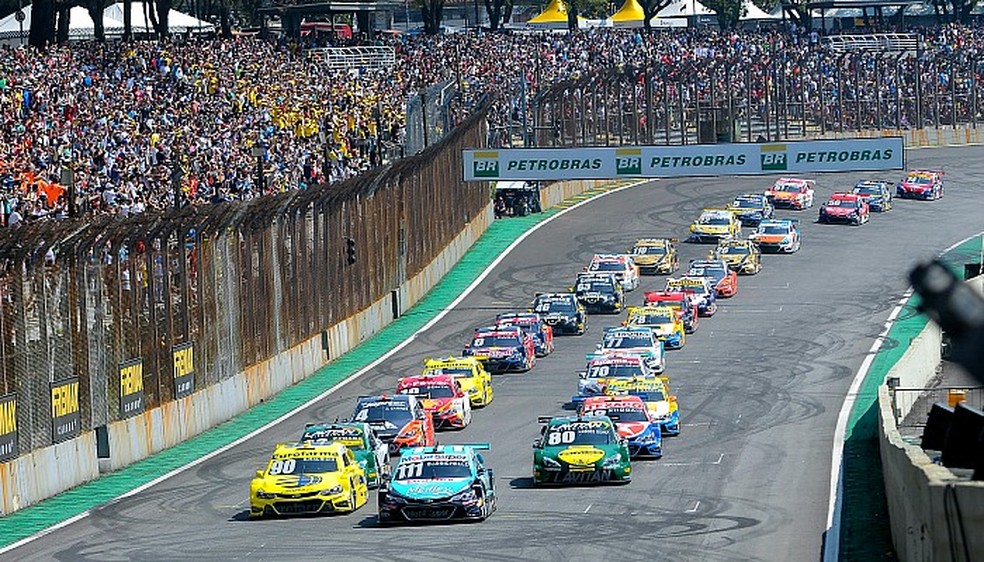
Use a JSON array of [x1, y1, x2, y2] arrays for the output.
[[0, 2, 213, 42]]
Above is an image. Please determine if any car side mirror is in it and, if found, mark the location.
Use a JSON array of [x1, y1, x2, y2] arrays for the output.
[[255, 469, 264, 479], [595, 343, 602, 350], [532, 438, 542, 449], [578, 371, 587, 379], [463, 343, 470, 348]]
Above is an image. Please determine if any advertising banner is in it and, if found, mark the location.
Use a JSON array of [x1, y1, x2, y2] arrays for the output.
[[50, 377, 81, 443], [172, 342, 195, 399], [463, 138, 905, 181], [119, 358, 145, 419], [0, 393, 16, 461]]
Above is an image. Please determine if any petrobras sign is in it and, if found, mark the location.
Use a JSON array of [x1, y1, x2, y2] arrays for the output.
[[462, 138, 904, 181]]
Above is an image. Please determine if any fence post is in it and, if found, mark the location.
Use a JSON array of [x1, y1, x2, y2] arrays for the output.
[[875, 54, 883, 131], [646, 69, 655, 144], [973, 59, 978, 129], [951, 56, 958, 129], [663, 80, 671, 146], [745, 66, 752, 143], [896, 55, 903, 129], [678, 81, 686, 145]]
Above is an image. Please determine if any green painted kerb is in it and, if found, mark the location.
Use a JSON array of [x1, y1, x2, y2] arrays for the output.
[[839, 233, 984, 561], [0, 181, 633, 547]]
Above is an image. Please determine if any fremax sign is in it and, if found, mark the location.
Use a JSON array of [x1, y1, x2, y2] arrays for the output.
[[463, 138, 904, 181]]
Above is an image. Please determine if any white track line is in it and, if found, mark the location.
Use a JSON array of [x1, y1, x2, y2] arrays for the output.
[[0, 180, 648, 555], [821, 230, 983, 562]]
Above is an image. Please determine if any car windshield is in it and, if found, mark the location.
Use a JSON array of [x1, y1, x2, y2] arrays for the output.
[[906, 175, 932, 185], [731, 199, 759, 209], [423, 367, 472, 378], [353, 402, 413, 427], [585, 363, 646, 379], [589, 261, 624, 272], [544, 421, 615, 446], [716, 245, 749, 255], [603, 333, 652, 349], [472, 335, 520, 347], [630, 312, 674, 325], [760, 225, 790, 235], [584, 407, 649, 423], [699, 215, 730, 225], [267, 457, 339, 475], [826, 199, 855, 207], [577, 281, 614, 292], [854, 186, 882, 195], [775, 183, 802, 192], [401, 384, 455, 398], [689, 267, 726, 279], [302, 428, 365, 449], [393, 458, 472, 481], [534, 299, 575, 313], [633, 246, 666, 255], [632, 390, 667, 402]]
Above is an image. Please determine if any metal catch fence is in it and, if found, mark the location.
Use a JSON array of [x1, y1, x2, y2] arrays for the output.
[[892, 386, 984, 428], [312, 46, 397, 72]]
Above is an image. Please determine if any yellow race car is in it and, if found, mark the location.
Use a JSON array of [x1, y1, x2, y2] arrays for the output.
[[689, 209, 741, 243], [624, 305, 686, 349], [605, 376, 681, 436], [422, 356, 494, 408], [709, 239, 762, 275], [250, 441, 369, 518], [630, 238, 679, 275]]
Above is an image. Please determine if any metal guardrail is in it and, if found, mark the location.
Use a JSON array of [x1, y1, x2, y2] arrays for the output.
[[891, 386, 984, 428], [824, 33, 921, 54], [309, 46, 397, 71]]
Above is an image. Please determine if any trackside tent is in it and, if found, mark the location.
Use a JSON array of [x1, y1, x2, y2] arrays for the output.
[[527, 0, 571, 28], [610, 0, 646, 27]]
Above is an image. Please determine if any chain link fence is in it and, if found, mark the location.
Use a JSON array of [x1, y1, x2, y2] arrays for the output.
[[0, 100, 491, 458]]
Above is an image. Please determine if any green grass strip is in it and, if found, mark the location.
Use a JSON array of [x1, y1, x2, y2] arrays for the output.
[[0, 183, 630, 546], [839, 233, 983, 560]]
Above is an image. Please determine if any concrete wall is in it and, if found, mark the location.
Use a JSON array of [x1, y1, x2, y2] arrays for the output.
[[0, 175, 611, 516], [817, 127, 984, 148], [879, 276, 984, 562]]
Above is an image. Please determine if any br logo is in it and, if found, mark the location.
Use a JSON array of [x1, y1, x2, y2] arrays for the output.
[[760, 146, 787, 171], [472, 154, 499, 178], [615, 149, 642, 175]]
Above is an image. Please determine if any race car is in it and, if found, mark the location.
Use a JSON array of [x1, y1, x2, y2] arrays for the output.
[[496, 312, 555, 357], [687, 259, 738, 298], [532, 415, 632, 485], [421, 356, 493, 408], [580, 395, 662, 458], [249, 441, 369, 518], [765, 178, 816, 210], [531, 292, 586, 336], [689, 208, 742, 243], [818, 192, 869, 225], [301, 422, 389, 488], [377, 444, 496, 524], [629, 238, 679, 275], [588, 326, 666, 373], [624, 305, 686, 350], [665, 276, 718, 317], [748, 219, 801, 253], [710, 239, 762, 275], [396, 374, 472, 429], [463, 325, 536, 373], [604, 376, 681, 436], [574, 353, 658, 404], [727, 193, 775, 227], [585, 254, 640, 292], [350, 394, 436, 454], [852, 180, 894, 212], [896, 169, 944, 200], [643, 290, 699, 334], [572, 272, 625, 314]]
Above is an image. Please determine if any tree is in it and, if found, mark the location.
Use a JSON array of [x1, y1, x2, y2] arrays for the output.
[[703, 0, 745, 29], [28, 0, 57, 46], [84, 0, 108, 42], [123, 0, 133, 40], [484, 0, 514, 31], [778, 0, 811, 29], [144, 0, 173, 37], [640, 0, 672, 30], [420, 0, 445, 34]]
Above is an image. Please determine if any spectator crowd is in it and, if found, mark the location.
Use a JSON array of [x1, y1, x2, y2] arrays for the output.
[[1, 22, 982, 224]]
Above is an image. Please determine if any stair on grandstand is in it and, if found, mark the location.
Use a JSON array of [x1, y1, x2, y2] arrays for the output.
[[309, 46, 396, 71], [823, 33, 921, 55]]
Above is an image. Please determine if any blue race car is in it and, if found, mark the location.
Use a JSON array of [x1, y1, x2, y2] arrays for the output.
[[580, 395, 663, 458], [851, 180, 894, 212], [727, 193, 774, 226], [495, 312, 555, 357], [462, 325, 536, 373], [377, 444, 496, 524]]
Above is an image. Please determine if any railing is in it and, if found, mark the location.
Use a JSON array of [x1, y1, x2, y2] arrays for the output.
[[0, 100, 491, 457], [309, 46, 397, 71], [891, 386, 984, 428], [824, 33, 921, 54]]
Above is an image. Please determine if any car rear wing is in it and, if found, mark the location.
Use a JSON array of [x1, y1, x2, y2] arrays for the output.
[[461, 443, 491, 451], [537, 416, 554, 423]]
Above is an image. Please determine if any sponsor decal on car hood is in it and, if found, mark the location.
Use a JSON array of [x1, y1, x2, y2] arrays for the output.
[[392, 477, 472, 500], [557, 446, 605, 467]]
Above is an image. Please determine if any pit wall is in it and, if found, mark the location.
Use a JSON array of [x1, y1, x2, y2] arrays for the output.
[[879, 276, 984, 561], [818, 127, 984, 148], [0, 176, 608, 516]]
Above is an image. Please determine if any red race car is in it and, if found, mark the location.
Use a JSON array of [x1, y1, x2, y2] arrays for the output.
[[765, 178, 816, 210], [818, 192, 869, 225], [643, 290, 699, 334], [396, 374, 473, 430]]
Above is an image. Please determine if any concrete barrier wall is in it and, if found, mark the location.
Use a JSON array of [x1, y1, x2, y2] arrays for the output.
[[1, 176, 608, 515], [817, 127, 984, 148], [879, 275, 984, 561]]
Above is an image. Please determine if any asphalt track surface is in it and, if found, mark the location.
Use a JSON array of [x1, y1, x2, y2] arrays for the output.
[[8, 146, 984, 562]]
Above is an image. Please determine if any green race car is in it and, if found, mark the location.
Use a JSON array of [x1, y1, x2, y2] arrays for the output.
[[532, 415, 631, 485], [301, 422, 390, 488]]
